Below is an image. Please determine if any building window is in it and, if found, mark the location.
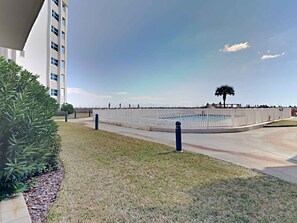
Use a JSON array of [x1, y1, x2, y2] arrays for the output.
[[62, 4, 66, 12], [61, 31, 65, 40], [51, 89, 58, 96], [62, 17, 66, 26], [61, 88, 65, 97], [51, 57, 58, 66], [51, 25, 59, 36], [51, 73, 58, 81], [61, 46, 65, 54], [52, 0, 59, 6], [61, 60, 65, 68], [60, 74, 65, 84], [52, 10, 59, 21], [51, 41, 59, 52]]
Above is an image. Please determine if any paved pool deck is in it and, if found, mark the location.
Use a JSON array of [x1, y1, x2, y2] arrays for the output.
[[70, 118, 297, 184]]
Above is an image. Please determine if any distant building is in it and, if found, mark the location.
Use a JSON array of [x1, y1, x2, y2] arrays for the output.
[[0, 0, 68, 105]]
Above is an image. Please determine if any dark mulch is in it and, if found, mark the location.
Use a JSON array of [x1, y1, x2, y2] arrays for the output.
[[24, 163, 64, 223]]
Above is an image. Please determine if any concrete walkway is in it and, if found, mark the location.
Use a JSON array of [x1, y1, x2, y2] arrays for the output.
[[0, 194, 31, 223], [70, 118, 297, 184]]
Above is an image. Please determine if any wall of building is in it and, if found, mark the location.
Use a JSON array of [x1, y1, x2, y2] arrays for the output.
[[15, 1, 49, 87], [57, 0, 68, 103], [0, 0, 68, 105]]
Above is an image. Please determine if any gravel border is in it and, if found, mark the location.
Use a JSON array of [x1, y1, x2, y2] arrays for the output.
[[24, 163, 64, 223]]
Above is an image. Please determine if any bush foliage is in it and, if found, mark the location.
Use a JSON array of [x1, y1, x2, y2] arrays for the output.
[[61, 103, 74, 114], [0, 57, 61, 199], [54, 110, 66, 116]]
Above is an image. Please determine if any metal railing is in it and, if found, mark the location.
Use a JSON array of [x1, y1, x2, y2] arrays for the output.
[[93, 108, 291, 129]]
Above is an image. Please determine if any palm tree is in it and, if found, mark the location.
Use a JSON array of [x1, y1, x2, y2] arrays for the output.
[[215, 85, 235, 108]]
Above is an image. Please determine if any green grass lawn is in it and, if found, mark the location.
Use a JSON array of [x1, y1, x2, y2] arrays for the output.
[[47, 122, 297, 223], [265, 120, 297, 127]]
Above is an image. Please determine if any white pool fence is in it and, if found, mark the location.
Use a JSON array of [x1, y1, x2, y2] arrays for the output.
[[93, 108, 291, 129]]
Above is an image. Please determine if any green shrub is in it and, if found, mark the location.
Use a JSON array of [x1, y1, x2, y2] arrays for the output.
[[54, 110, 66, 116], [0, 57, 61, 199], [61, 103, 74, 114]]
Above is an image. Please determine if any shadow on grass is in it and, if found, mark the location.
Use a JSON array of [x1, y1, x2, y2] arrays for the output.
[[128, 176, 297, 223]]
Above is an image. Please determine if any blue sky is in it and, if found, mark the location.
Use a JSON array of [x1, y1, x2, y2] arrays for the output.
[[67, 0, 297, 107]]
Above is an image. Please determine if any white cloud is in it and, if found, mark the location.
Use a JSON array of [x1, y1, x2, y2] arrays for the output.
[[260, 52, 285, 60], [220, 42, 250, 52], [113, 92, 128, 95], [68, 87, 112, 99]]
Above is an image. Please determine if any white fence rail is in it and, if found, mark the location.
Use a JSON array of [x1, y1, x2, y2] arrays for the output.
[[93, 108, 291, 129]]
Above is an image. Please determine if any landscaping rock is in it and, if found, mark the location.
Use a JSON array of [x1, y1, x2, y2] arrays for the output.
[[24, 163, 64, 223]]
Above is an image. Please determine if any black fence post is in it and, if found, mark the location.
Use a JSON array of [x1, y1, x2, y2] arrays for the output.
[[95, 114, 99, 130], [175, 121, 182, 152], [65, 111, 68, 122], [89, 110, 91, 117], [74, 110, 77, 119]]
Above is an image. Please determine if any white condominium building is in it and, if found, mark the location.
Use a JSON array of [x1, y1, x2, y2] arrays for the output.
[[0, 0, 68, 105]]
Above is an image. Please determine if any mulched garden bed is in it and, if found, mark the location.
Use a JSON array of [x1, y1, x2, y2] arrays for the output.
[[24, 163, 64, 223]]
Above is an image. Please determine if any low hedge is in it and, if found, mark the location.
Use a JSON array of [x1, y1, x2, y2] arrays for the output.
[[54, 110, 66, 116]]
